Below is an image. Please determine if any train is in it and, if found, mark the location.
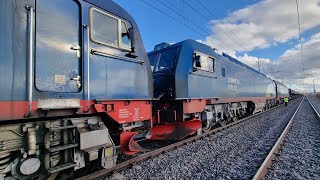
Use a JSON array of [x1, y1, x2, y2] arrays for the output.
[[149, 40, 294, 132], [0, 0, 300, 179]]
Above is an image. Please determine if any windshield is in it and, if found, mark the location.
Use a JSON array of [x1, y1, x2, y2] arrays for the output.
[[149, 47, 179, 72]]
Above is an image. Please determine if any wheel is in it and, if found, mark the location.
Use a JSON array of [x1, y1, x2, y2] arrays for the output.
[[202, 119, 212, 133], [232, 116, 238, 122], [219, 120, 227, 127]]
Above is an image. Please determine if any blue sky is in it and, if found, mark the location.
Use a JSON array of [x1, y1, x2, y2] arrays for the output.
[[114, 0, 320, 92], [114, 0, 261, 52]]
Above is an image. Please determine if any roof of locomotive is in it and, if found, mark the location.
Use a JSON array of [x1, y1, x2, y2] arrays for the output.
[[150, 39, 268, 78], [273, 80, 287, 87], [222, 53, 267, 78]]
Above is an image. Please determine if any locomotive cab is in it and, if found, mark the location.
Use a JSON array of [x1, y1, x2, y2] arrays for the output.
[[150, 40, 225, 101]]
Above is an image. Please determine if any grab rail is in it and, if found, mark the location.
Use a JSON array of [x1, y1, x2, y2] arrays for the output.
[[25, 5, 34, 117]]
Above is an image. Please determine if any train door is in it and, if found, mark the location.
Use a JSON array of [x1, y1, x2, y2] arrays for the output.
[[35, 0, 81, 92]]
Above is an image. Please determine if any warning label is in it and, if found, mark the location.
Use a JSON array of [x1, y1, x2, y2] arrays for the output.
[[133, 108, 140, 121], [119, 109, 130, 118]]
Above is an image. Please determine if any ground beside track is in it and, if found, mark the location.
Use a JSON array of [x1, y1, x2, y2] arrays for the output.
[[107, 98, 302, 180], [308, 94, 320, 112], [266, 98, 320, 179]]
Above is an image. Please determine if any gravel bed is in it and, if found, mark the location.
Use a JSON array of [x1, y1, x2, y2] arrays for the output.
[[307, 94, 320, 113], [266, 98, 320, 179], [117, 140, 177, 163], [108, 98, 302, 180]]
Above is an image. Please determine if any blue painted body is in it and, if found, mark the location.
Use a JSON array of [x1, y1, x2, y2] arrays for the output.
[[149, 40, 276, 100], [0, 0, 153, 103], [274, 80, 289, 97]]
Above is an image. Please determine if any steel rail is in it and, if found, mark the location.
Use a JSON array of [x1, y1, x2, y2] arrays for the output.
[[253, 97, 305, 180], [306, 97, 320, 120], [76, 99, 301, 180]]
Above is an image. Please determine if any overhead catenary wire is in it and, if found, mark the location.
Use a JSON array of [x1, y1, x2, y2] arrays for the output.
[[196, 0, 253, 52], [162, 0, 252, 54], [260, 0, 307, 89], [180, 0, 244, 50], [137, 0, 206, 38], [137, 0, 236, 53], [154, 0, 237, 52]]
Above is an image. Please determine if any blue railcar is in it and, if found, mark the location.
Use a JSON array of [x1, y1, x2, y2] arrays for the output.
[[289, 88, 301, 99], [0, 0, 153, 178], [150, 40, 276, 100], [149, 40, 278, 131]]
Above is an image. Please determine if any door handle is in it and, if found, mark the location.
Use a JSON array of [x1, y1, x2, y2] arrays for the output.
[[71, 45, 81, 58], [71, 75, 81, 88]]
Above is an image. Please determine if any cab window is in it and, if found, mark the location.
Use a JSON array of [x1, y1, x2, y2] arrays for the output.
[[149, 47, 179, 72], [90, 8, 131, 50]]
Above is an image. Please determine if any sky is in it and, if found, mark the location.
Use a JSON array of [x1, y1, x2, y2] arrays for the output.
[[113, 0, 320, 93]]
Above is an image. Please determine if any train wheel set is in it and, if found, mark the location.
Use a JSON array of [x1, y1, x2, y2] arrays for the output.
[[0, 0, 302, 179]]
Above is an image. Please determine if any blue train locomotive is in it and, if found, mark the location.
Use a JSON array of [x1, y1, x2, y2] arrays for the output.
[[149, 40, 289, 131]]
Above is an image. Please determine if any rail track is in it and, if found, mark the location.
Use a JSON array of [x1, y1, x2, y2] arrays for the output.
[[76, 100, 298, 180], [253, 97, 319, 179]]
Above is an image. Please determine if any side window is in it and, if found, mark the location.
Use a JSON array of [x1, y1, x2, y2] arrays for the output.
[[193, 54, 201, 68], [222, 68, 226, 77], [91, 9, 118, 47], [200, 55, 209, 71], [90, 8, 131, 50], [121, 21, 131, 49], [193, 51, 215, 72], [207, 57, 215, 72]]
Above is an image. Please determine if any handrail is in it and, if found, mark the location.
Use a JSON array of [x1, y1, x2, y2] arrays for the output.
[[91, 49, 144, 64], [84, 25, 91, 112], [25, 5, 34, 117]]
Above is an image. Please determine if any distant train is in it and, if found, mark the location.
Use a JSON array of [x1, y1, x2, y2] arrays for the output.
[[0, 0, 300, 179], [289, 89, 301, 99]]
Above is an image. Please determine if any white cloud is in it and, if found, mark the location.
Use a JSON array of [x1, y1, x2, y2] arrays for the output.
[[271, 32, 320, 92], [237, 53, 271, 71], [200, 0, 320, 92], [233, 32, 320, 93], [204, 0, 320, 52]]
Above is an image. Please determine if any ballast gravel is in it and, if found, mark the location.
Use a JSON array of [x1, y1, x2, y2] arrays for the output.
[[308, 94, 320, 113], [266, 98, 320, 179], [108, 98, 302, 180]]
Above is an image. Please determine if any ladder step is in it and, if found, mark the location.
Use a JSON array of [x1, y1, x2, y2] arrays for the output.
[[49, 143, 78, 152], [48, 163, 76, 173], [50, 125, 77, 131]]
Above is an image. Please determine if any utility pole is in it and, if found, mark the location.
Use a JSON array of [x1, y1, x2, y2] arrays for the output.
[[313, 79, 316, 93], [257, 58, 261, 72]]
